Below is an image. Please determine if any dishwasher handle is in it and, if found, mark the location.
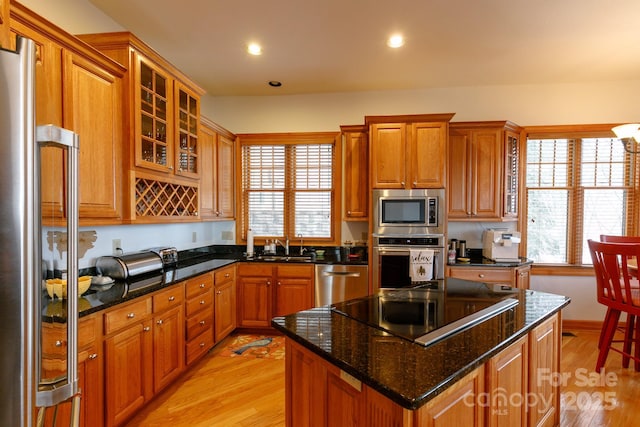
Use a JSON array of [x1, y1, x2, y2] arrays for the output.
[[322, 271, 361, 278]]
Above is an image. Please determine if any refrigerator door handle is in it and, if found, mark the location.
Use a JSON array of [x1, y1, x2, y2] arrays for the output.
[[34, 124, 80, 408]]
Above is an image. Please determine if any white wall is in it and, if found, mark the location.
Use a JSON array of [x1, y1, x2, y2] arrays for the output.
[[21, 0, 633, 321]]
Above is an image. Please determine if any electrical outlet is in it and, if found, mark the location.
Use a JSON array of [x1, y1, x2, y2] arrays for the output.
[[192, 231, 197, 243], [112, 239, 121, 254]]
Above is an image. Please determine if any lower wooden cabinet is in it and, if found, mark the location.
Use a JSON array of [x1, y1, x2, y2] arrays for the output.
[[528, 315, 560, 427], [237, 263, 314, 329], [214, 265, 237, 342], [285, 312, 561, 427], [486, 335, 528, 427], [103, 283, 184, 427], [39, 314, 103, 427], [184, 273, 214, 365]]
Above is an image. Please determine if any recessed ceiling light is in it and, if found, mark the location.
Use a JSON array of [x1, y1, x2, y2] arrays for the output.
[[387, 34, 404, 48], [247, 43, 262, 55], [268, 81, 282, 87]]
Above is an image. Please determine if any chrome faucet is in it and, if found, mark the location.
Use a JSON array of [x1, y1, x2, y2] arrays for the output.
[[275, 237, 289, 255], [298, 234, 306, 255]]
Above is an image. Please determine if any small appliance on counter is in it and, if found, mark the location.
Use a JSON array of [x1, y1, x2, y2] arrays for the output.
[[95, 251, 164, 280], [148, 246, 178, 267], [483, 229, 521, 262]]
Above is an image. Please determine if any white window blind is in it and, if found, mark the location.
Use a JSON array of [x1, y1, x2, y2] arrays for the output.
[[241, 140, 335, 241], [525, 137, 636, 265]]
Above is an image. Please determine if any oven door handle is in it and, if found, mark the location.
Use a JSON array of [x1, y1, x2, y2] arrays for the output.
[[375, 248, 442, 255]]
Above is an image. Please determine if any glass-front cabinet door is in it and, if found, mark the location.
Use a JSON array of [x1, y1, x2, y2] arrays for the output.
[[175, 82, 199, 178], [136, 57, 173, 172]]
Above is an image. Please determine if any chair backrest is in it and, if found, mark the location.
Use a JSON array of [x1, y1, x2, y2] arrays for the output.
[[600, 235, 640, 244], [588, 239, 640, 313]]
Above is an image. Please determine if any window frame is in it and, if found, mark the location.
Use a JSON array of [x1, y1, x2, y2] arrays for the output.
[[520, 124, 640, 275], [235, 132, 342, 247]]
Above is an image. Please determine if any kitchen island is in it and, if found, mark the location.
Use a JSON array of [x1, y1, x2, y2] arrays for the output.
[[271, 278, 569, 427]]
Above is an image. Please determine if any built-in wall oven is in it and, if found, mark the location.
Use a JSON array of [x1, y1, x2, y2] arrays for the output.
[[372, 188, 446, 291]]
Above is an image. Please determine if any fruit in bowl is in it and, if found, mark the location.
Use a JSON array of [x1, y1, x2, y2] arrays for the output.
[[45, 276, 92, 299]]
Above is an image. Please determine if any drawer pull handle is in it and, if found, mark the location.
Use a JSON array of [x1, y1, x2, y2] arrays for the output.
[[216, 290, 222, 295], [168, 296, 175, 301], [200, 300, 205, 305], [199, 320, 206, 326], [157, 319, 164, 325], [143, 326, 150, 332], [478, 274, 485, 278], [55, 340, 65, 347], [199, 342, 205, 348], [127, 313, 135, 319], [199, 283, 205, 288], [88, 353, 98, 360], [224, 273, 230, 278]]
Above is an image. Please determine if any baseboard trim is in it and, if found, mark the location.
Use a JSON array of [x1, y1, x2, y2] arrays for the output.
[[562, 319, 602, 331]]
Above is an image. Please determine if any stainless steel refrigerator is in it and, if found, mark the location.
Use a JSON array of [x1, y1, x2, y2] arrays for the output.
[[1, 36, 81, 426]]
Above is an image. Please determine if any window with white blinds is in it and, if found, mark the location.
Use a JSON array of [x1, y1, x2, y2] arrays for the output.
[[240, 134, 337, 242], [525, 134, 637, 265]]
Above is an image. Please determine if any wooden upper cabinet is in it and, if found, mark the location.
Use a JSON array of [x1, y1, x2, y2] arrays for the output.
[[369, 122, 406, 188], [11, 3, 126, 225], [77, 32, 205, 181], [0, 0, 9, 49], [200, 117, 236, 220], [136, 57, 174, 173], [448, 121, 521, 221], [341, 125, 368, 220], [367, 113, 454, 189], [64, 51, 123, 222]]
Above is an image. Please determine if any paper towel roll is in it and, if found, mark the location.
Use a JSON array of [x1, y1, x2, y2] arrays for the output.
[[246, 229, 254, 257]]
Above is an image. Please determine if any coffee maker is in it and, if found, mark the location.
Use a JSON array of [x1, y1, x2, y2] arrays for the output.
[[482, 229, 521, 262]]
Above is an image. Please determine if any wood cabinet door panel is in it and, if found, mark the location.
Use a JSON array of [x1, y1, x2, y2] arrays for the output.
[[104, 321, 153, 427], [63, 51, 122, 221], [447, 130, 472, 218], [343, 128, 368, 219], [326, 369, 365, 427], [529, 314, 560, 427], [410, 122, 447, 188], [472, 129, 502, 218], [198, 124, 216, 218], [153, 305, 184, 393], [487, 336, 527, 427], [237, 276, 271, 327], [214, 279, 236, 342], [370, 123, 406, 188], [286, 340, 327, 427], [274, 278, 313, 317], [216, 133, 235, 218]]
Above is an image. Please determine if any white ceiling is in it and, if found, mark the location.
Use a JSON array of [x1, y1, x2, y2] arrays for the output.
[[87, 0, 640, 97]]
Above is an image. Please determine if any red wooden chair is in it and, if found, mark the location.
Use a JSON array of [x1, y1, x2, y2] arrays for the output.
[[600, 235, 640, 277], [588, 239, 640, 373]]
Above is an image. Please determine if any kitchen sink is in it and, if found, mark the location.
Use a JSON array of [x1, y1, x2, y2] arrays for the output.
[[256, 255, 313, 262]]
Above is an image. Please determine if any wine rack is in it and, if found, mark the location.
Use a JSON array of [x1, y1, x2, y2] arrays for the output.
[[135, 177, 198, 217]]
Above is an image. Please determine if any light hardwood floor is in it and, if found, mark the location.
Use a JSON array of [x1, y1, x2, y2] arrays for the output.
[[125, 330, 640, 427]]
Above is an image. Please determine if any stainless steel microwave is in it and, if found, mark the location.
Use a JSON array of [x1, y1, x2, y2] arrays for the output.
[[372, 189, 445, 235]]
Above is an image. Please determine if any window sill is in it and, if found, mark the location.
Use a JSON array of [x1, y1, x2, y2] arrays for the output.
[[531, 264, 594, 276]]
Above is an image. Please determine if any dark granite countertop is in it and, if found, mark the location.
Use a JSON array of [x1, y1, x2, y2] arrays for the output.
[[448, 256, 533, 267], [271, 278, 569, 410]]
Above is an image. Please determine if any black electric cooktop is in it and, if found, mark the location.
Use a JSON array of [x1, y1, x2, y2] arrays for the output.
[[331, 279, 519, 347]]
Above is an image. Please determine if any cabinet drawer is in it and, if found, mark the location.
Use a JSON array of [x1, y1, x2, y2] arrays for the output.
[[238, 263, 273, 276], [448, 267, 512, 283], [186, 309, 212, 341], [185, 273, 213, 299], [186, 328, 214, 365], [275, 264, 314, 278], [103, 297, 152, 335], [153, 283, 185, 312], [214, 266, 235, 284], [185, 291, 213, 317], [79, 314, 97, 347]]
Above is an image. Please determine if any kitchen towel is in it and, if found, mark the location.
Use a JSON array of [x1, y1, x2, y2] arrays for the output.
[[409, 249, 434, 282]]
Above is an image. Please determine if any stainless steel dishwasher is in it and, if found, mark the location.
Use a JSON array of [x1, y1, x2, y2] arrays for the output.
[[314, 264, 369, 306]]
